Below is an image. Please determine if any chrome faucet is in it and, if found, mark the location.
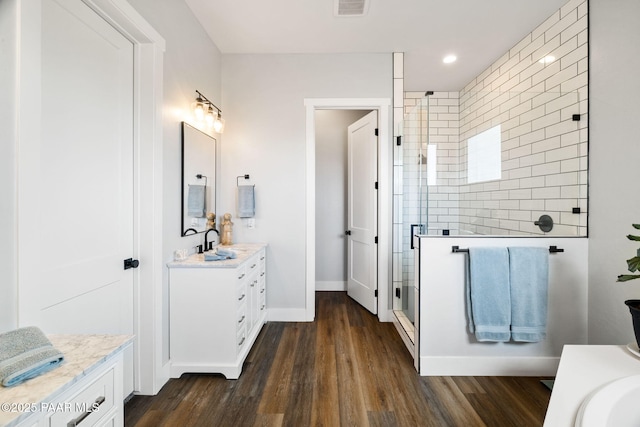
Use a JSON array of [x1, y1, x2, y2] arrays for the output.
[[204, 228, 220, 252]]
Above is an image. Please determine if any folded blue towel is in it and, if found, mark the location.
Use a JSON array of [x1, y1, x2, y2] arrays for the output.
[[188, 184, 206, 218], [204, 248, 237, 261], [237, 185, 255, 218], [508, 247, 549, 342], [0, 326, 64, 387], [216, 249, 237, 258], [467, 247, 511, 342]]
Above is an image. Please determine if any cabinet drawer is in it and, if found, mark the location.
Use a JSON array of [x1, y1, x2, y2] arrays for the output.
[[260, 292, 266, 313], [236, 284, 247, 304], [237, 326, 247, 349], [48, 367, 114, 427], [247, 257, 259, 275], [236, 264, 248, 282]]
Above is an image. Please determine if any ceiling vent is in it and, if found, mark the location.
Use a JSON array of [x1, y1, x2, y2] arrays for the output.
[[334, 0, 369, 17]]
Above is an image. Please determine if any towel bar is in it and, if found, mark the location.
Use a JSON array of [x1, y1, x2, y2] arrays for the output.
[[452, 245, 564, 253]]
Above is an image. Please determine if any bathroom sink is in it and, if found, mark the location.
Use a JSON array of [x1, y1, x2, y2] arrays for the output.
[[575, 374, 640, 427]]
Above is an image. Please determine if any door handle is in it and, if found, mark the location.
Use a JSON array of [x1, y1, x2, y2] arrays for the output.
[[124, 258, 140, 270], [345, 230, 352, 236], [410, 224, 424, 249]]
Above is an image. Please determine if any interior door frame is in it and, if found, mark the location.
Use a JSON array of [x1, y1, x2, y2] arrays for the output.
[[16, 0, 166, 395], [304, 98, 391, 322]]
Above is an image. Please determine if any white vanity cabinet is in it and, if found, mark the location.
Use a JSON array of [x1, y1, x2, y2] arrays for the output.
[[168, 244, 267, 379], [0, 335, 132, 427]]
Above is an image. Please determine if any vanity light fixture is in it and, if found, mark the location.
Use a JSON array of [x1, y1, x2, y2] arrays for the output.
[[193, 90, 225, 133]]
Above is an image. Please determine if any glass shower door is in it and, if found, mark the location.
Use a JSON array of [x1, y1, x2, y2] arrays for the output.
[[393, 96, 428, 342]]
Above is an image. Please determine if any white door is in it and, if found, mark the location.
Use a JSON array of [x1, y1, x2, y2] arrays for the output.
[[18, 0, 135, 393], [346, 111, 378, 314]]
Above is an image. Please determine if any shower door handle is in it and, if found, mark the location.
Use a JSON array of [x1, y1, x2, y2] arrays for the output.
[[410, 224, 423, 249]]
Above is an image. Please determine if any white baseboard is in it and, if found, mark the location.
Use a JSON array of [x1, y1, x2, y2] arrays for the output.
[[419, 356, 560, 377], [315, 281, 346, 291]]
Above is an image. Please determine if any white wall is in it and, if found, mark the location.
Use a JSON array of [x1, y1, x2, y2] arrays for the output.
[[419, 236, 588, 376], [128, 0, 222, 365], [588, 0, 640, 344], [315, 109, 369, 291], [0, 0, 18, 332], [221, 54, 391, 319]]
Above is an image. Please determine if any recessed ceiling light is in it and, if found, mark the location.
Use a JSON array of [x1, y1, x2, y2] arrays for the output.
[[443, 55, 457, 64], [539, 55, 555, 64]]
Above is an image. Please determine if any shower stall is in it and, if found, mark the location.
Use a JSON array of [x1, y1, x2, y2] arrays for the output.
[[392, 88, 588, 364]]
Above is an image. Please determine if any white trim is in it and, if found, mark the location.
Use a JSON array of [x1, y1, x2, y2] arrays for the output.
[[392, 315, 415, 356], [304, 98, 392, 323], [419, 356, 560, 377], [82, 0, 165, 395], [316, 281, 347, 291]]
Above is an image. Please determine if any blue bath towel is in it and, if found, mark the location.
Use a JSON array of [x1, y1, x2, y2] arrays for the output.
[[0, 326, 64, 387], [508, 247, 549, 342], [237, 185, 255, 218], [187, 184, 206, 218], [467, 247, 511, 342], [204, 248, 237, 261]]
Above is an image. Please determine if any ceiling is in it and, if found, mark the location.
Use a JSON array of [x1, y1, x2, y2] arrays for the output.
[[184, 0, 569, 92]]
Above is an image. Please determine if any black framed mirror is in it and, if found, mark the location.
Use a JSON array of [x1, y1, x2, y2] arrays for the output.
[[181, 122, 216, 236]]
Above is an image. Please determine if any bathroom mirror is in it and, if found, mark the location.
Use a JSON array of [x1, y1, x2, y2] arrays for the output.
[[181, 122, 216, 236]]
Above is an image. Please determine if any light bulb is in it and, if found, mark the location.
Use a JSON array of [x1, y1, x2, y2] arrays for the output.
[[213, 116, 225, 133], [205, 105, 216, 126], [194, 96, 205, 120]]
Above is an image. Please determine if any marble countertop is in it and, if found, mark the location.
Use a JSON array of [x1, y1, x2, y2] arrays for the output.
[[544, 345, 640, 426], [167, 243, 267, 269], [0, 334, 133, 427]]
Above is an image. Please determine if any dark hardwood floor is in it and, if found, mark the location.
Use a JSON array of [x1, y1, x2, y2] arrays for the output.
[[125, 292, 552, 427]]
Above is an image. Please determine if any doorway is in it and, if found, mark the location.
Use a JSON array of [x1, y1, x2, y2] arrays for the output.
[[314, 110, 370, 293], [304, 98, 391, 322]]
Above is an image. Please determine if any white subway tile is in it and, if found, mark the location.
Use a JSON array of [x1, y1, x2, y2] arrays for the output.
[[519, 176, 546, 189], [546, 144, 578, 162], [509, 188, 532, 200], [545, 119, 579, 139], [545, 172, 579, 186], [531, 187, 560, 200], [561, 157, 580, 173], [532, 60, 561, 86], [520, 199, 545, 210], [508, 166, 533, 180], [532, 111, 561, 131]]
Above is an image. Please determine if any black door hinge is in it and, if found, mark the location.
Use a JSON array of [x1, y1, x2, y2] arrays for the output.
[[396, 136, 402, 146], [374, 236, 378, 244], [375, 289, 378, 297], [374, 181, 378, 190], [374, 128, 378, 136]]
